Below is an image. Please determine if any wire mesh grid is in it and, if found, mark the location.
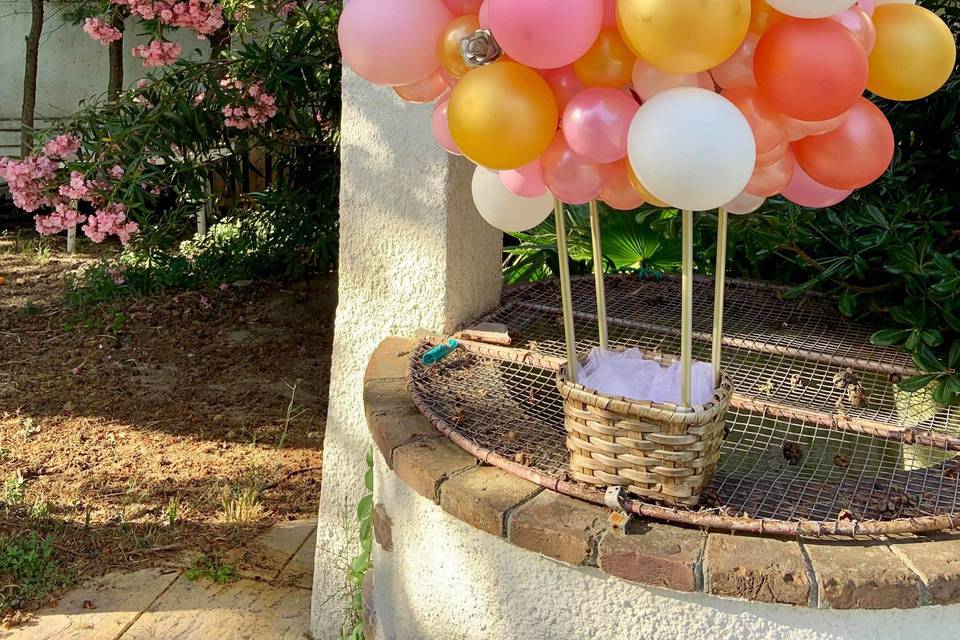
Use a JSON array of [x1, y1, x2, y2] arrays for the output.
[[494, 275, 959, 445], [410, 343, 960, 531], [406, 275, 960, 534]]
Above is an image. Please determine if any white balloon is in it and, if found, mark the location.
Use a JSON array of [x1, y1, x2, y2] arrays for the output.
[[471, 166, 554, 232], [723, 190, 765, 215], [626, 87, 756, 212], [766, 0, 856, 18]]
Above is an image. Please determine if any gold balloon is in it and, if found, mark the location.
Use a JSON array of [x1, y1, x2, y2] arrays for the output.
[[448, 61, 559, 171], [438, 15, 481, 79], [749, 0, 785, 36], [627, 161, 669, 208], [574, 28, 636, 88], [617, 0, 751, 74], [868, 4, 956, 102]]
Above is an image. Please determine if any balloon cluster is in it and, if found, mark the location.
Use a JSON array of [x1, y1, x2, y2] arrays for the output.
[[339, 0, 955, 231]]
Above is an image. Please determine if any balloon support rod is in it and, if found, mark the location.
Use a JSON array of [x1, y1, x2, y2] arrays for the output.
[[554, 198, 578, 381], [680, 209, 693, 407], [588, 200, 609, 351], [711, 207, 728, 387]]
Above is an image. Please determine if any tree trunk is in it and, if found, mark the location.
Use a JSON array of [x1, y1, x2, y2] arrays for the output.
[[209, 27, 231, 60], [107, 14, 125, 100], [20, 0, 44, 157]]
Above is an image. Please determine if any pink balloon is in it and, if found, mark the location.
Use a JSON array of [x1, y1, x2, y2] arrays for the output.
[[394, 68, 448, 103], [563, 88, 638, 163], [439, 67, 460, 89], [431, 98, 461, 155], [858, 0, 875, 16], [602, 0, 617, 27], [339, 0, 453, 86], [478, 0, 490, 27], [545, 66, 586, 112], [830, 8, 876, 54], [487, 0, 603, 69], [541, 133, 603, 204], [600, 161, 645, 210], [745, 148, 795, 198], [784, 112, 848, 142], [710, 35, 758, 90], [443, 0, 483, 14], [781, 163, 852, 208], [632, 59, 713, 101], [501, 160, 547, 197]]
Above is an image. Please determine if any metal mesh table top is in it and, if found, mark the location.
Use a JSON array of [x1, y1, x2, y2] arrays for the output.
[[408, 276, 960, 535]]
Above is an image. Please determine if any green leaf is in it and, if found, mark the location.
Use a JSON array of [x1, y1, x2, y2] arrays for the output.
[[356, 495, 372, 521], [870, 328, 910, 346], [363, 467, 373, 492], [933, 380, 957, 406], [912, 345, 945, 373], [898, 374, 939, 393], [949, 342, 960, 369], [922, 329, 944, 347], [838, 290, 857, 317]]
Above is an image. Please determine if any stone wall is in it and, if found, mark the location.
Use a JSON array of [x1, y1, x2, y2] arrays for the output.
[[308, 68, 503, 639]]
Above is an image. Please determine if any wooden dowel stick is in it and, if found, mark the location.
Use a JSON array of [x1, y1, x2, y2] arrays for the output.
[[588, 199, 608, 351], [711, 207, 728, 387], [681, 209, 694, 406], [554, 198, 578, 381]]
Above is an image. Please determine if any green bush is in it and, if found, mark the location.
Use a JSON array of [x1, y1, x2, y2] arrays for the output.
[[0, 532, 67, 613]]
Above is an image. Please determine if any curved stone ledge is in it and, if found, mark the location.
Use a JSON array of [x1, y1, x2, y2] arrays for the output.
[[365, 337, 960, 611]]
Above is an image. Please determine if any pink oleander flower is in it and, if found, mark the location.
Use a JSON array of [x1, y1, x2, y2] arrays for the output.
[[0, 154, 60, 212], [223, 82, 278, 129], [132, 40, 182, 67], [106, 266, 126, 285], [35, 199, 87, 236], [82, 203, 139, 244], [279, 1, 296, 17], [58, 170, 91, 200], [83, 17, 123, 45], [43, 134, 81, 160], [108, 165, 125, 179]]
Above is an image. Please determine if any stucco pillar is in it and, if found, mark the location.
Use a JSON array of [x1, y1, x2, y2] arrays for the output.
[[310, 70, 503, 638]]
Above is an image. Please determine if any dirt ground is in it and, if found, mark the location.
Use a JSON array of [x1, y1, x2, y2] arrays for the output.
[[0, 231, 334, 611]]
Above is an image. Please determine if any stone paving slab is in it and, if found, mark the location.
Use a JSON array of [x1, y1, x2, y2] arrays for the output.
[[4, 519, 317, 640], [2, 567, 181, 640], [224, 519, 317, 584], [120, 577, 311, 640]]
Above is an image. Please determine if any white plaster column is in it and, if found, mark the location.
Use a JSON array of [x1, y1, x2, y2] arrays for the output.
[[310, 69, 503, 639]]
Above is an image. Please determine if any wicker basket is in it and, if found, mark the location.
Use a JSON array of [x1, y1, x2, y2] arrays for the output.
[[556, 350, 733, 507]]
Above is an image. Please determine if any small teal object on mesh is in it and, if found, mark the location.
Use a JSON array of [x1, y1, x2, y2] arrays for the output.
[[422, 339, 459, 366], [637, 268, 664, 282]]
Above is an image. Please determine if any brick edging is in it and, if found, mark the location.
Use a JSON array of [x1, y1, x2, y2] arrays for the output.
[[365, 337, 960, 610]]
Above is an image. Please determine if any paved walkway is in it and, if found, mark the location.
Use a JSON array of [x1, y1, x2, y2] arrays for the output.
[[3, 520, 317, 640]]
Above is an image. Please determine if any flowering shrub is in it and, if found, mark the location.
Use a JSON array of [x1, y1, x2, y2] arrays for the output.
[[82, 17, 123, 45], [132, 40, 183, 67], [3, 0, 342, 295]]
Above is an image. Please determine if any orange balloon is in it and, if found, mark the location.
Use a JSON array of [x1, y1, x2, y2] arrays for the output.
[[573, 28, 635, 88], [749, 0, 786, 35], [755, 134, 789, 167], [438, 15, 480, 79], [627, 160, 669, 208], [723, 87, 787, 154], [600, 160, 646, 210], [755, 18, 868, 122], [792, 97, 894, 190], [868, 4, 957, 101], [745, 148, 795, 197], [448, 61, 559, 170]]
